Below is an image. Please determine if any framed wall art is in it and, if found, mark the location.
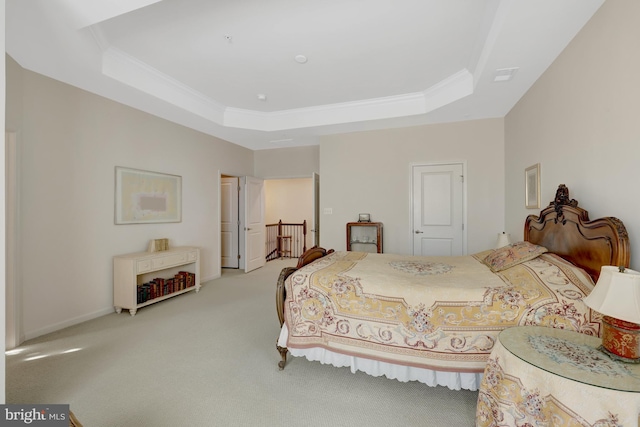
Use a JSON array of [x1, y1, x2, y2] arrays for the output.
[[115, 167, 182, 224], [525, 163, 540, 209]]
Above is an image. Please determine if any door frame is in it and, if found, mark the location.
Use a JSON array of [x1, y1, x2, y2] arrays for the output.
[[409, 161, 468, 255], [6, 132, 23, 349], [312, 172, 320, 247]]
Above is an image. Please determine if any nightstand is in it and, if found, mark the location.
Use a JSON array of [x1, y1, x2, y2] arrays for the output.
[[477, 326, 640, 426]]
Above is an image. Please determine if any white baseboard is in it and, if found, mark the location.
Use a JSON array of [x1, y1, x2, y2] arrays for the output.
[[201, 274, 220, 283], [22, 274, 222, 342], [23, 307, 115, 342]]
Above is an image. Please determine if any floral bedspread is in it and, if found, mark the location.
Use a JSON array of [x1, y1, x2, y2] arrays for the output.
[[283, 251, 600, 372]]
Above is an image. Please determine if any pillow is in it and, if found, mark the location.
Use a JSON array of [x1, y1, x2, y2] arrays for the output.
[[472, 249, 495, 263], [483, 241, 548, 272]]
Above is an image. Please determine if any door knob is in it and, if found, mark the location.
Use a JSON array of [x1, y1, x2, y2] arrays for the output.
[[414, 230, 424, 234]]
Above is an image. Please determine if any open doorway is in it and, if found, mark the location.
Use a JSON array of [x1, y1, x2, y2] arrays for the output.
[[221, 175, 316, 270], [265, 177, 315, 260]]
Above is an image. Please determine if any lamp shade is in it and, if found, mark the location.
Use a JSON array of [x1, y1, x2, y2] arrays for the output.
[[584, 266, 640, 324], [496, 232, 511, 249]]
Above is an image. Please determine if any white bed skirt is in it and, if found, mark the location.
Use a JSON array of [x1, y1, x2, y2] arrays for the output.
[[278, 325, 482, 391]]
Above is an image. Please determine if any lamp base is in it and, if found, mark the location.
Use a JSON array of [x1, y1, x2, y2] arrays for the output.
[[601, 315, 640, 362], [597, 345, 640, 364]]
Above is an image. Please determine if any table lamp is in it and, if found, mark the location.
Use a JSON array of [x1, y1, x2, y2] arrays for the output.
[[496, 232, 511, 249], [583, 266, 640, 363]]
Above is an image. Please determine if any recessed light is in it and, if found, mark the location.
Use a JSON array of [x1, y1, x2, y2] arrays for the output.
[[295, 55, 308, 64], [257, 94, 267, 101], [493, 67, 519, 82]]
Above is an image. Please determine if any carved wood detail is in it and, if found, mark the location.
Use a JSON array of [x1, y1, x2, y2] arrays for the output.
[[525, 185, 630, 283]]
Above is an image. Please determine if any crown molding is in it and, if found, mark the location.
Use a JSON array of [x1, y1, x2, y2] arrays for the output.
[[102, 45, 474, 132], [102, 47, 227, 123]]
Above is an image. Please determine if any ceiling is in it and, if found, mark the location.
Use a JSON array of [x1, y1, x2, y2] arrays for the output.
[[6, 0, 605, 150]]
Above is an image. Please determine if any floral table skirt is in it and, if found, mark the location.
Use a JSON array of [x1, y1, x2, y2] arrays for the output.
[[476, 332, 640, 426]]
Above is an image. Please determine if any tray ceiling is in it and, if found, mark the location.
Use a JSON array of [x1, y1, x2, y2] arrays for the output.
[[6, 0, 604, 150]]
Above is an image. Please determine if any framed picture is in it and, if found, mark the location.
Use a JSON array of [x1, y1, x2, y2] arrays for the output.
[[115, 167, 182, 224], [525, 163, 540, 209]]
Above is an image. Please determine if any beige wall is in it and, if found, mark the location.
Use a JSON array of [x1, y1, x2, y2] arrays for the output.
[[254, 146, 319, 179], [265, 178, 313, 227], [256, 147, 318, 247], [319, 119, 505, 254], [505, 0, 640, 269], [7, 57, 255, 339], [265, 178, 314, 251]]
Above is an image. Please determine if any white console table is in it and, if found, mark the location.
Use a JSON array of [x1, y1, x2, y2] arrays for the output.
[[114, 246, 200, 316]]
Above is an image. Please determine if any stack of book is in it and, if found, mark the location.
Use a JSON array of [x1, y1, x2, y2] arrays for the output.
[[137, 271, 196, 304]]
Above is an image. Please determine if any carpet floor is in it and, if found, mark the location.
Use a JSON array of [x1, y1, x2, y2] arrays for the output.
[[6, 259, 478, 426]]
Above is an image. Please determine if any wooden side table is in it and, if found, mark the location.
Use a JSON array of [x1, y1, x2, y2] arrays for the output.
[[346, 222, 383, 253], [477, 326, 640, 426]]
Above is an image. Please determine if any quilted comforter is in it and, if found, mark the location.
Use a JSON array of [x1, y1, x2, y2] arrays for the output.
[[282, 250, 600, 373]]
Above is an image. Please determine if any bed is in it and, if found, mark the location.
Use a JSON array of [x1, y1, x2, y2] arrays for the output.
[[275, 185, 630, 390]]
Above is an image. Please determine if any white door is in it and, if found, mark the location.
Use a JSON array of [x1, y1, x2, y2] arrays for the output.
[[243, 176, 266, 272], [412, 163, 464, 256], [312, 172, 320, 247], [221, 177, 239, 268]]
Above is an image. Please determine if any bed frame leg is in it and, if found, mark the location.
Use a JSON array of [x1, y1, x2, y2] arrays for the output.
[[277, 344, 288, 370], [276, 266, 298, 371]]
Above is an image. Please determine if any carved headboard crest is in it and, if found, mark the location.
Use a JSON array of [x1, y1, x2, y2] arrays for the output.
[[608, 216, 630, 240], [525, 184, 630, 282], [552, 184, 578, 224]]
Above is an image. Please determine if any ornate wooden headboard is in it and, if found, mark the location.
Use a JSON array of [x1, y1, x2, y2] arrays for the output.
[[524, 184, 630, 283]]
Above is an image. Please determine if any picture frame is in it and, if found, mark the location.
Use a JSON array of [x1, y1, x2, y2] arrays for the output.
[[115, 167, 182, 224], [525, 163, 540, 209]]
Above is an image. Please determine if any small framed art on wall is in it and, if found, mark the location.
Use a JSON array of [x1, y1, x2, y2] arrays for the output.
[[525, 163, 540, 209]]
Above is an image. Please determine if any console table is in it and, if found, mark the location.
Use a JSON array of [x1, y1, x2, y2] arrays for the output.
[[477, 326, 640, 426], [114, 246, 200, 316]]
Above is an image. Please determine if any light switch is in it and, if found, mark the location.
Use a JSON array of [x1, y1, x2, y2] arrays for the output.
[[323, 208, 333, 215]]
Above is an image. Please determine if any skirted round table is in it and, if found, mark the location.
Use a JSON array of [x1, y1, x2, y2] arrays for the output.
[[476, 326, 640, 426]]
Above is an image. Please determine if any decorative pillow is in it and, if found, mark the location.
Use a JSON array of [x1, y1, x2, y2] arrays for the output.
[[483, 241, 548, 272], [472, 249, 495, 263]]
